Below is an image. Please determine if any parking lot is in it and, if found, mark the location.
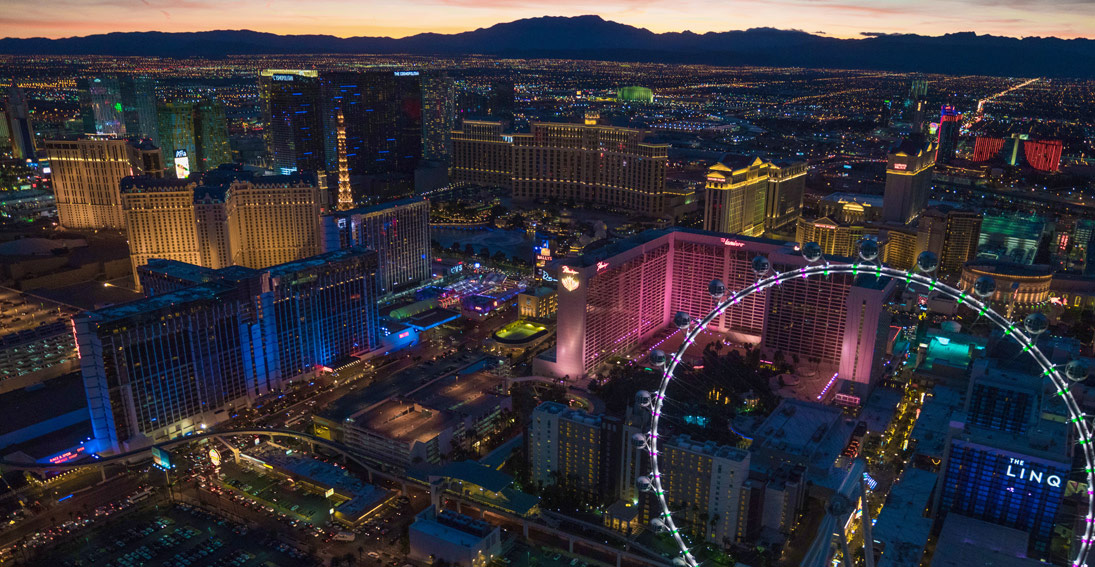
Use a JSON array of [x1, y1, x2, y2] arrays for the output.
[[34, 503, 319, 567], [216, 462, 331, 524]]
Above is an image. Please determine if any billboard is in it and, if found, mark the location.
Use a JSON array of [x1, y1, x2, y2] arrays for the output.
[[173, 149, 190, 179], [151, 446, 173, 469]]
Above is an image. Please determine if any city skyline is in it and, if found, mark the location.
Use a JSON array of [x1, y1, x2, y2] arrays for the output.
[[2, 1, 1094, 41]]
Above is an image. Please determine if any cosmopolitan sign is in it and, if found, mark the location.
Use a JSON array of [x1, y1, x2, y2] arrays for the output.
[[1007, 458, 1062, 487]]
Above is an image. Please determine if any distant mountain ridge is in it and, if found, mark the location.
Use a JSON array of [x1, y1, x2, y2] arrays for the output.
[[2, 15, 1094, 78]]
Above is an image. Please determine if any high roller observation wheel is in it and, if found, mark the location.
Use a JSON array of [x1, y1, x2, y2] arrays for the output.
[[637, 260, 1095, 567]]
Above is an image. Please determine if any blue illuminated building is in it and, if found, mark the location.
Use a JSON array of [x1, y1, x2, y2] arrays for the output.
[[937, 416, 1068, 557], [260, 70, 326, 176], [322, 197, 431, 294], [322, 71, 423, 178], [76, 248, 380, 453]]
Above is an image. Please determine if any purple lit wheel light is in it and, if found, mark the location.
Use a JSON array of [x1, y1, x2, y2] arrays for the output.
[[643, 263, 1095, 567]]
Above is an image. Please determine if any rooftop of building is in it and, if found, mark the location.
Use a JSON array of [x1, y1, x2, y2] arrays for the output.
[[753, 399, 844, 457], [712, 154, 765, 171], [432, 460, 514, 493], [909, 386, 962, 459], [860, 387, 904, 434], [121, 164, 317, 202], [957, 416, 1070, 464], [561, 227, 789, 269], [962, 261, 1052, 278], [140, 258, 218, 285], [533, 401, 604, 427], [0, 373, 87, 438], [2, 420, 94, 464], [667, 434, 749, 463], [266, 247, 374, 277], [332, 196, 428, 217], [411, 510, 491, 548], [351, 400, 450, 444], [83, 281, 234, 324], [819, 192, 885, 207], [872, 468, 937, 567], [889, 133, 932, 156], [930, 513, 1041, 567], [520, 286, 556, 298]]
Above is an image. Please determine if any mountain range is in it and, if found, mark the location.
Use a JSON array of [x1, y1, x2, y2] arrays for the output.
[[2, 15, 1094, 78]]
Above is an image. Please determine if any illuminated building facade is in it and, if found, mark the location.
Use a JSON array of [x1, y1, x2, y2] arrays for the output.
[[156, 103, 196, 177], [703, 156, 770, 237], [322, 197, 431, 294], [121, 167, 328, 287], [4, 87, 36, 160], [959, 262, 1052, 317], [78, 76, 157, 140], [191, 101, 232, 173], [335, 109, 352, 209], [764, 159, 807, 231], [973, 137, 1006, 162], [938, 418, 1068, 557], [915, 206, 982, 277], [936, 104, 961, 164], [78, 247, 379, 453], [421, 71, 456, 163], [259, 70, 326, 175], [657, 435, 750, 545], [451, 121, 513, 188], [48, 137, 163, 229], [529, 402, 622, 502], [537, 228, 893, 384], [322, 70, 423, 178], [882, 134, 934, 225], [512, 123, 669, 216], [977, 211, 1045, 265], [794, 219, 915, 271], [1023, 140, 1062, 172]]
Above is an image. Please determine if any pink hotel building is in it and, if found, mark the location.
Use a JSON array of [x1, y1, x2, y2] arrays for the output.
[[534, 228, 896, 387]]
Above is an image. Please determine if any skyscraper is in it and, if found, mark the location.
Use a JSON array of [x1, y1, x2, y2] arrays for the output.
[[4, 87, 36, 161], [259, 70, 326, 175], [157, 100, 232, 177], [321, 197, 431, 294], [157, 102, 196, 177], [764, 159, 807, 231], [77, 247, 380, 452], [47, 137, 163, 229], [705, 156, 806, 236], [882, 134, 934, 225], [78, 76, 157, 139], [322, 70, 423, 179], [421, 71, 456, 163], [936, 104, 961, 164], [192, 100, 232, 173], [915, 205, 982, 276]]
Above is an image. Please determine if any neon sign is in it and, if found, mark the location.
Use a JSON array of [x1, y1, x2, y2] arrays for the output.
[[48, 446, 86, 464], [561, 266, 579, 275], [720, 238, 745, 247], [893, 163, 907, 170], [561, 275, 580, 292], [1007, 458, 1062, 487], [596, 261, 610, 272]]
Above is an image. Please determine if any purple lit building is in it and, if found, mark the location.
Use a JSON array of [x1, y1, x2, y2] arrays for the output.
[[534, 228, 895, 385]]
